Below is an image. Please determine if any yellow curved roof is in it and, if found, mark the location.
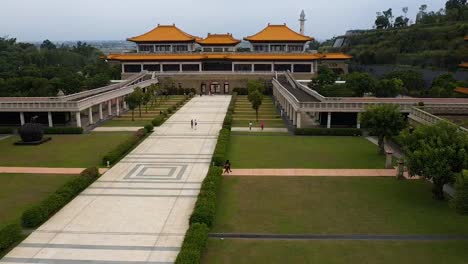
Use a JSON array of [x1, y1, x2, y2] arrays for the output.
[[107, 52, 351, 61], [244, 24, 313, 42], [127, 24, 199, 42], [464, 36, 468, 41], [455, 87, 468, 95], [460, 62, 468, 68], [196, 33, 241, 46]]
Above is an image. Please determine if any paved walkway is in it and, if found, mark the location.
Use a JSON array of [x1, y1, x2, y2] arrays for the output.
[[92, 127, 143, 132], [231, 127, 288, 133], [1, 96, 231, 264], [0, 167, 108, 175], [224, 168, 400, 177]]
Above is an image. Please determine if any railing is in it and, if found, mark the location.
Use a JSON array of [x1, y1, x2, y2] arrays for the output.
[[409, 107, 468, 133], [272, 78, 300, 110]]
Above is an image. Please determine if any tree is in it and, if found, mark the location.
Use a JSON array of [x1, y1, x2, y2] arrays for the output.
[[400, 122, 467, 200], [383, 70, 425, 96], [247, 90, 263, 122], [40, 39, 56, 50], [133, 87, 144, 117], [142, 91, 151, 113], [360, 104, 406, 154], [344, 72, 376, 96], [247, 80, 265, 94], [309, 66, 338, 89], [416, 5, 428, 23], [394, 16, 409, 28], [374, 78, 403, 98], [428, 73, 458, 97], [125, 91, 141, 121], [307, 40, 320, 50], [375, 14, 390, 29]]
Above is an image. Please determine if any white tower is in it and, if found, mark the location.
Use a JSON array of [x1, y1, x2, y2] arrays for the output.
[[299, 10, 306, 35]]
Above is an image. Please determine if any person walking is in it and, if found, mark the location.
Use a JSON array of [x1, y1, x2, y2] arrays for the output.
[[194, 119, 198, 130], [224, 160, 232, 174], [191, 119, 194, 129], [249, 121, 252, 131], [280, 109, 283, 117], [260, 121, 264, 131]]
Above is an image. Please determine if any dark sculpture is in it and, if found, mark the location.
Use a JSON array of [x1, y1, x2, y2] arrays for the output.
[[18, 116, 44, 142]]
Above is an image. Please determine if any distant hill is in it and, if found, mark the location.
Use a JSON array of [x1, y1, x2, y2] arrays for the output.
[[337, 21, 468, 70]]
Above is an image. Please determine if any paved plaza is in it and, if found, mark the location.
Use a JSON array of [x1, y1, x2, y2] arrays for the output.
[[1, 96, 230, 264]]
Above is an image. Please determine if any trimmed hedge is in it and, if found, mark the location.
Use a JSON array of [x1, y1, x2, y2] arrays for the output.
[[102, 128, 147, 165], [0, 127, 14, 134], [21, 167, 100, 228], [232, 87, 248, 95], [452, 175, 468, 215], [222, 92, 237, 130], [175, 223, 209, 264], [144, 124, 154, 133], [151, 116, 165, 127], [295, 128, 362, 136], [212, 129, 230, 166], [43, 127, 83, 134], [189, 166, 223, 227], [0, 223, 22, 252]]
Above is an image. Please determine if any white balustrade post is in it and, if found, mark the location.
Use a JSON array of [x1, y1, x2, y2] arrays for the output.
[[116, 98, 120, 116], [327, 112, 332, 129], [47, 112, 53, 127], [99, 104, 103, 120], [75, 112, 82, 128], [108, 100, 112, 116], [88, 107, 94, 125], [296, 112, 302, 128]]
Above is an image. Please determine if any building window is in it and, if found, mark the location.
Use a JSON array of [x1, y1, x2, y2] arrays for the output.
[[254, 64, 272, 72], [234, 64, 252, 72], [162, 64, 180, 72], [203, 47, 213, 52], [274, 64, 291, 72], [202, 62, 232, 71], [123, 64, 141, 73], [143, 64, 160, 72], [173, 45, 188, 52], [288, 45, 303, 52], [138, 45, 154, 53], [293, 64, 312, 72], [253, 45, 268, 52], [213, 47, 223, 52], [182, 64, 200, 72], [155, 45, 171, 52], [270, 45, 286, 52]]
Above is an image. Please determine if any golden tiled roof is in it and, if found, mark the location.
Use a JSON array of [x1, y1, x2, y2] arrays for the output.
[[107, 52, 351, 61], [127, 24, 199, 42], [464, 36, 468, 41], [244, 24, 313, 42], [196, 33, 241, 46], [454, 87, 468, 95], [460, 62, 468, 68]]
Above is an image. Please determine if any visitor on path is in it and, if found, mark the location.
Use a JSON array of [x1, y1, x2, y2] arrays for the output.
[[280, 109, 283, 117], [191, 119, 194, 129], [224, 160, 232, 174], [249, 121, 253, 131], [194, 119, 198, 130], [260, 121, 264, 131]]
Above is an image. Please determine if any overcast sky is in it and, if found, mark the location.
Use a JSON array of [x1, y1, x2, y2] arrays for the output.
[[1, 0, 445, 42]]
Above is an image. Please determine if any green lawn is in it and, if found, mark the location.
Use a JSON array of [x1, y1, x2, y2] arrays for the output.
[[0, 173, 76, 228], [212, 177, 468, 234], [227, 135, 385, 168], [202, 239, 468, 264], [232, 96, 285, 128], [0, 132, 133, 167]]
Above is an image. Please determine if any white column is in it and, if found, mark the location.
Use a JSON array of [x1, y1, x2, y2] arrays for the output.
[[99, 104, 103, 120], [47, 112, 53, 127], [271, 63, 274, 72], [123, 99, 127, 110], [199, 62, 202, 72], [292, 109, 297, 125], [116, 98, 120, 116], [121, 64, 125, 73], [357, 113, 361, 129], [291, 64, 294, 73], [232, 63, 235, 72], [296, 112, 302, 128], [75, 112, 82, 128], [140, 64, 143, 72], [327, 112, 332, 129], [19, 112, 25, 125], [179, 64, 182, 72], [251, 64, 254, 72], [108, 100, 112, 116], [311, 62, 314, 73], [88, 107, 94, 125]]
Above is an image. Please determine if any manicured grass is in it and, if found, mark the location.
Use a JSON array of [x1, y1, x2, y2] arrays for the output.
[[101, 119, 150, 127], [202, 239, 468, 264], [212, 177, 468, 234], [0, 132, 133, 167], [227, 135, 385, 168], [0, 173, 76, 229], [232, 96, 285, 128]]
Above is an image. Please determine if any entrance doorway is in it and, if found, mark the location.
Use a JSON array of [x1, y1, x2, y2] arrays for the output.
[[210, 82, 221, 94], [224, 82, 229, 94], [201, 83, 206, 94]]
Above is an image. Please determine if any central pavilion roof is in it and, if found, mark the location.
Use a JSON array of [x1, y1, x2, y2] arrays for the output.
[[127, 24, 200, 43], [244, 24, 313, 42], [196, 33, 241, 46]]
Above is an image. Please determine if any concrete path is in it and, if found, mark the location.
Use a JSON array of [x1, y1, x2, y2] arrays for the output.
[[0, 167, 108, 175], [224, 168, 414, 178], [1, 96, 231, 264], [231, 127, 288, 133], [92, 127, 143, 132]]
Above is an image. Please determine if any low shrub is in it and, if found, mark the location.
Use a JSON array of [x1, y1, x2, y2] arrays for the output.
[[452, 174, 468, 215], [189, 166, 222, 227], [232, 87, 248, 95], [102, 129, 147, 165], [175, 223, 209, 264], [0, 127, 14, 134], [43, 127, 83, 134], [212, 129, 230, 166], [295, 128, 362, 136], [222, 113, 233, 130], [0, 223, 22, 252], [152, 116, 165, 127], [21, 167, 100, 228], [144, 124, 154, 133]]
